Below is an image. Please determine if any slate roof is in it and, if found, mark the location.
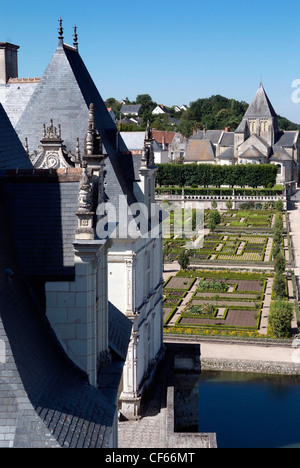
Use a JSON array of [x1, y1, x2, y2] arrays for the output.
[[244, 82, 278, 120], [191, 130, 223, 145], [121, 104, 142, 115], [270, 146, 293, 162], [218, 147, 235, 160], [0, 185, 128, 448], [235, 118, 249, 134], [0, 103, 32, 169], [2, 169, 80, 278], [1, 79, 40, 127], [239, 145, 266, 159], [219, 132, 234, 147], [13, 41, 137, 216], [185, 139, 215, 162], [275, 131, 298, 148], [120, 131, 161, 152]]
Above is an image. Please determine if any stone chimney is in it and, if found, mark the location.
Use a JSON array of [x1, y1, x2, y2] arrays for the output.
[[0, 43, 19, 84]]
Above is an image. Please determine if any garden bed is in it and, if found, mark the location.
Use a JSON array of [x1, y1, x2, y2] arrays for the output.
[[163, 270, 268, 336]]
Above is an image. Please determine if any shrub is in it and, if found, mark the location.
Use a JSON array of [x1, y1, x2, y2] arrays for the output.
[[178, 250, 191, 270], [197, 279, 227, 292], [268, 301, 294, 338], [274, 253, 286, 275], [275, 199, 284, 212], [273, 273, 287, 299]]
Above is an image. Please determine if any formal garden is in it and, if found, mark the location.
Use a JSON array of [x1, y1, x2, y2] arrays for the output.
[[163, 270, 270, 338], [162, 206, 298, 340], [164, 233, 273, 265]]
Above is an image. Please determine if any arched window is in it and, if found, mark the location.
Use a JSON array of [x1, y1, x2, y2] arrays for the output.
[[277, 164, 282, 175]]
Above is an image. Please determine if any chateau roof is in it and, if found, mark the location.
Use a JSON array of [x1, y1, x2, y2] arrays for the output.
[[0, 168, 131, 447], [0, 103, 32, 169], [14, 40, 137, 209], [1, 169, 80, 277]]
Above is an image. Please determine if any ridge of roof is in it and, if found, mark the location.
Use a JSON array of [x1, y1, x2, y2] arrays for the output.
[[239, 145, 266, 158]]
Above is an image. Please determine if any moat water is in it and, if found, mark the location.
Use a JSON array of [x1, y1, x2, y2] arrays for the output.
[[198, 371, 300, 448]]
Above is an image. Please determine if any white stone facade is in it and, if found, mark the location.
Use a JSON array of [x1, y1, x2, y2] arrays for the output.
[[45, 240, 109, 387], [108, 236, 164, 419]]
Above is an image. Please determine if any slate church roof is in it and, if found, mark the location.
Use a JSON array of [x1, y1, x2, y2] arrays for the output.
[[235, 82, 278, 134], [243, 82, 277, 120]]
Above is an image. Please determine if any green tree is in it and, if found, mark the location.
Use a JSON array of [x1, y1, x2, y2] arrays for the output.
[[208, 210, 221, 232], [273, 273, 286, 299], [274, 253, 286, 275], [268, 301, 294, 338], [275, 199, 284, 212], [226, 199, 233, 210], [136, 94, 153, 108], [178, 250, 191, 270], [211, 199, 217, 210]]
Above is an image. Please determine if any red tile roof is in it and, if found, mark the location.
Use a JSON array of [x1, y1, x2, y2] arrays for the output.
[[152, 130, 175, 146]]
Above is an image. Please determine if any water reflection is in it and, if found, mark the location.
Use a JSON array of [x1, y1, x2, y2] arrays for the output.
[[198, 371, 300, 448]]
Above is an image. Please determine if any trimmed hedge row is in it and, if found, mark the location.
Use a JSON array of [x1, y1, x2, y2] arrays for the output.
[[156, 163, 278, 188]]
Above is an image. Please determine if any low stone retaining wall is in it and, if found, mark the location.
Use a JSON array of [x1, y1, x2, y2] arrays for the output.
[[166, 386, 217, 449], [201, 358, 300, 376]]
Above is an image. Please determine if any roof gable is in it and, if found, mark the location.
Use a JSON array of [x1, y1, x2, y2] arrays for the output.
[[239, 145, 266, 159], [238, 133, 270, 156]]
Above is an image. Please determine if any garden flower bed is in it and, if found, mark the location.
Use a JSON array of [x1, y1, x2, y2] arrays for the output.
[[163, 270, 269, 336]]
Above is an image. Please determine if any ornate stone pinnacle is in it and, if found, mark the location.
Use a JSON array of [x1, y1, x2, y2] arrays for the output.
[[73, 25, 78, 49], [58, 18, 64, 39], [78, 162, 93, 212], [85, 103, 95, 155]]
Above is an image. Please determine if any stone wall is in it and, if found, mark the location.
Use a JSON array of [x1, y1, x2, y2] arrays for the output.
[[201, 358, 300, 376], [166, 386, 217, 449]]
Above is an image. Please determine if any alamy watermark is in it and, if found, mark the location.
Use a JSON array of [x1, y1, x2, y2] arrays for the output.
[[96, 196, 204, 249]]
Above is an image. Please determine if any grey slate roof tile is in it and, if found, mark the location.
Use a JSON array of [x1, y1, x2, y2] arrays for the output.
[[15, 42, 137, 216], [0, 173, 128, 447], [0, 103, 32, 169], [2, 177, 79, 277]]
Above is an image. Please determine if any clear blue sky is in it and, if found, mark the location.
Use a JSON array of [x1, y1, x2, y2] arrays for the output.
[[1, 0, 300, 123]]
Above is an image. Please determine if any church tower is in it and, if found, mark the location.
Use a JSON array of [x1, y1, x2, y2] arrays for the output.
[[235, 82, 278, 151]]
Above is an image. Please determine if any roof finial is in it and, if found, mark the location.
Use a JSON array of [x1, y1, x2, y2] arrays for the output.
[[58, 18, 64, 46], [73, 25, 78, 50]]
